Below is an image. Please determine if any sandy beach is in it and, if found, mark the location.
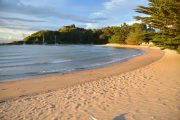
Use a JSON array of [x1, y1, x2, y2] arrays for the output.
[[0, 45, 180, 120]]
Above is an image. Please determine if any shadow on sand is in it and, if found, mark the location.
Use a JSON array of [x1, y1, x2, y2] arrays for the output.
[[113, 113, 127, 120]]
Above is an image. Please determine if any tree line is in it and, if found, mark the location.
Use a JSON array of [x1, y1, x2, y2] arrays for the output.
[[23, 23, 154, 45]]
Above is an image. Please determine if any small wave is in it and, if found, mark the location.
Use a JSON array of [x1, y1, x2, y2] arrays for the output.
[[0, 56, 32, 60], [40, 69, 60, 74], [82, 59, 124, 68], [82, 53, 142, 68], [132, 54, 137, 56], [74, 67, 85, 70], [0, 59, 72, 68], [49, 59, 72, 64], [0, 61, 48, 68], [39, 68, 76, 74]]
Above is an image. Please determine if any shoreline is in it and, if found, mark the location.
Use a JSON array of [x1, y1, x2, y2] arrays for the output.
[[0, 45, 164, 101]]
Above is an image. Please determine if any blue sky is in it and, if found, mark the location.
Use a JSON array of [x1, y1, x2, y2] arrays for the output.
[[0, 0, 148, 42]]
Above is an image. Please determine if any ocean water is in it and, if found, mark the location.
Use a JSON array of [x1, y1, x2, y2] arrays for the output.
[[0, 45, 143, 81]]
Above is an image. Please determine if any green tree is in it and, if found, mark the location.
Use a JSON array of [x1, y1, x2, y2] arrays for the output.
[[125, 23, 148, 45], [109, 34, 123, 43], [100, 23, 131, 44], [135, 0, 180, 50]]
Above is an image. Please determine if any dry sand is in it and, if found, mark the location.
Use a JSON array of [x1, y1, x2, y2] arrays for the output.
[[0, 45, 180, 120]]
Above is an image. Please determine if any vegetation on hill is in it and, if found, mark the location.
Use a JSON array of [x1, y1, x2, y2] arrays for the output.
[[23, 23, 153, 45], [24, 24, 105, 44]]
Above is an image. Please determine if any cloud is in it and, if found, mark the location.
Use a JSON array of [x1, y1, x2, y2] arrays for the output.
[[0, 16, 47, 23], [103, 0, 125, 10], [89, 0, 127, 30], [0, 28, 35, 42], [93, 17, 109, 21], [126, 20, 142, 25], [92, 0, 126, 17], [0, 19, 28, 30], [0, 17, 44, 31], [85, 23, 100, 29], [0, 0, 99, 23], [92, 12, 104, 17]]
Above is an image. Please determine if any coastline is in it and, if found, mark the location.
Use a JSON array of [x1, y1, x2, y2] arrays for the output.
[[0, 45, 164, 101]]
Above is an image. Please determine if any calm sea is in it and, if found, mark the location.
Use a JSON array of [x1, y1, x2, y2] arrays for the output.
[[0, 45, 143, 81]]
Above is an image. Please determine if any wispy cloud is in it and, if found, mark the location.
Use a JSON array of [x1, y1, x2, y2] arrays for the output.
[[92, 0, 126, 18], [0, 16, 47, 23], [0, 28, 35, 42], [89, 0, 127, 29], [126, 20, 142, 25], [103, 0, 125, 10], [85, 23, 100, 29], [0, 0, 100, 23]]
